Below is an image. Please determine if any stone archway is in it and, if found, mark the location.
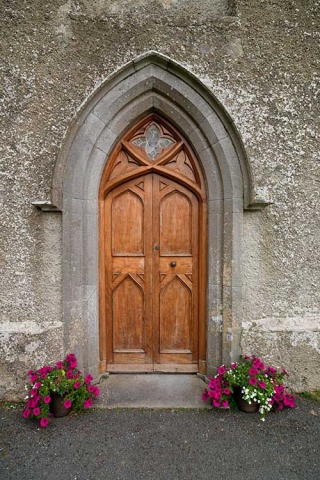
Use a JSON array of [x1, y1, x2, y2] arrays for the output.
[[52, 51, 269, 377]]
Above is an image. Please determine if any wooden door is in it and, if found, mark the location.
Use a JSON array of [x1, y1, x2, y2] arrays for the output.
[[99, 115, 207, 373]]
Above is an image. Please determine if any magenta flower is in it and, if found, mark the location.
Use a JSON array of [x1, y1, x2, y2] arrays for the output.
[[222, 400, 229, 408], [69, 360, 77, 369], [213, 391, 221, 400], [35, 382, 42, 389], [249, 368, 258, 376], [56, 361, 63, 369], [84, 399, 93, 409], [224, 388, 231, 396], [208, 390, 215, 398], [30, 388, 38, 397], [202, 391, 209, 402], [22, 409, 31, 419], [213, 399, 221, 408], [259, 381, 266, 389], [249, 377, 257, 386], [65, 353, 76, 362], [217, 366, 225, 375], [41, 373, 47, 379], [33, 407, 41, 416], [30, 374, 38, 383], [231, 363, 237, 370], [64, 399, 72, 409], [31, 398, 39, 408], [43, 396, 51, 404], [40, 417, 49, 428], [66, 370, 73, 379], [87, 385, 95, 393], [84, 374, 93, 385], [93, 387, 100, 397], [27, 370, 34, 376], [73, 381, 81, 389]]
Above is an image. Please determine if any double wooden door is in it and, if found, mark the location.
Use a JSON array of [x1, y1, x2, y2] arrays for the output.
[[99, 115, 206, 373]]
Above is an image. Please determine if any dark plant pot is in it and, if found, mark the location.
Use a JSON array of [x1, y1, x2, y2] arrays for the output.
[[234, 387, 259, 413], [50, 394, 71, 418]]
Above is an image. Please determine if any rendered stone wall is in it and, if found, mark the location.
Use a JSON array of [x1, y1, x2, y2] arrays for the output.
[[0, 0, 319, 398]]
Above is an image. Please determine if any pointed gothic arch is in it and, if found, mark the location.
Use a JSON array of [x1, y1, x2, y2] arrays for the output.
[[51, 51, 269, 376]]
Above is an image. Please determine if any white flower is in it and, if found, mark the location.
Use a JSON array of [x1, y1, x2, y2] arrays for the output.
[[261, 418, 265, 422]]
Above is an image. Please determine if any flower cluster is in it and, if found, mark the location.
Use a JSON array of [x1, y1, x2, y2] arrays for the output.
[[22, 354, 99, 428], [202, 355, 296, 420]]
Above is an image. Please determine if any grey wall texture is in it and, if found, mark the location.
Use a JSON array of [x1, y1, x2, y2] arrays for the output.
[[0, 0, 319, 399]]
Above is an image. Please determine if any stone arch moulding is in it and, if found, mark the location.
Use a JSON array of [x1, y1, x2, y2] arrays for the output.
[[50, 51, 271, 378]]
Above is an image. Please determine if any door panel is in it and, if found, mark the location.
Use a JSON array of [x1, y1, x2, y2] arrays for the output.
[[112, 190, 144, 255], [105, 175, 153, 366], [160, 192, 192, 255], [153, 174, 199, 367]]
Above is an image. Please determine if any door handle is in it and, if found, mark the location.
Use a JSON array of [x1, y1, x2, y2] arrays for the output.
[[170, 261, 176, 267]]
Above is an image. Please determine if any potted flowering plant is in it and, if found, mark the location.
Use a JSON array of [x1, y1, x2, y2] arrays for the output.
[[22, 353, 99, 428], [202, 355, 296, 421]]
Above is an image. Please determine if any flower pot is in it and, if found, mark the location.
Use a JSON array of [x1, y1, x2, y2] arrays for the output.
[[50, 394, 71, 418], [234, 387, 259, 413]]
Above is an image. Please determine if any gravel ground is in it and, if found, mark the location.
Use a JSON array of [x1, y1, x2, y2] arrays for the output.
[[1, 397, 320, 480]]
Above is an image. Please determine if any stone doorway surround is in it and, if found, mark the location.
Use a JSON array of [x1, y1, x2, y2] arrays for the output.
[[49, 51, 270, 378]]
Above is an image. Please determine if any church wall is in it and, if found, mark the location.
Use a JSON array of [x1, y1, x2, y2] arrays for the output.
[[1, 0, 319, 398]]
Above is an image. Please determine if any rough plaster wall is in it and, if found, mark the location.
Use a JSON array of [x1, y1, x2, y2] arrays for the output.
[[0, 0, 319, 397]]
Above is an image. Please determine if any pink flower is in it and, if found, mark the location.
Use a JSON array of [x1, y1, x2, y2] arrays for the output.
[[22, 409, 31, 419], [267, 367, 277, 375], [94, 388, 100, 398], [231, 363, 237, 370], [202, 390, 209, 402], [224, 388, 231, 396], [30, 388, 38, 397], [283, 396, 291, 407], [27, 370, 34, 376], [278, 403, 284, 410], [249, 377, 257, 386], [35, 382, 42, 389], [208, 390, 215, 398], [66, 370, 73, 379], [249, 368, 258, 376], [222, 400, 229, 408], [56, 361, 63, 369], [87, 385, 95, 393], [84, 374, 93, 385], [64, 399, 72, 409], [41, 373, 47, 379], [31, 398, 39, 408], [69, 360, 77, 369], [259, 381, 266, 389], [73, 381, 81, 389], [40, 417, 49, 428], [65, 353, 76, 362], [213, 391, 221, 400], [288, 399, 295, 408], [30, 374, 38, 383], [43, 396, 51, 404], [217, 366, 225, 375], [33, 407, 41, 416], [84, 399, 93, 409], [213, 399, 221, 408]]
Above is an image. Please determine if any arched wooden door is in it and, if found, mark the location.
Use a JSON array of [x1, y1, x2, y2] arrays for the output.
[[99, 114, 207, 373]]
